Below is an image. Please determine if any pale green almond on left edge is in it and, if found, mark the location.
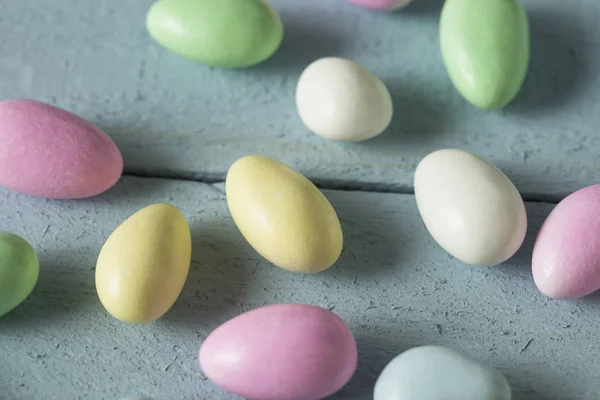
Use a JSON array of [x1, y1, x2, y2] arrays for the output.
[[440, 0, 530, 109], [0, 231, 39, 317], [146, 0, 284, 68]]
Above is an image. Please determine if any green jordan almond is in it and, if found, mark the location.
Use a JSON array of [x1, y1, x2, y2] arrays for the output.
[[440, 0, 530, 109], [0, 232, 39, 317], [146, 0, 284, 68]]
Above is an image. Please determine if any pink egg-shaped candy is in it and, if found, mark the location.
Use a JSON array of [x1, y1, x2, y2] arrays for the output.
[[348, 0, 413, 11], [0, 99, 123, 199], [199, 304, 357, 400], [532, 184, 600, 299]]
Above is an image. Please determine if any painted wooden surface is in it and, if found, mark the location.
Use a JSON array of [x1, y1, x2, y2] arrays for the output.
[[0, 0, 599, 198], [1, 178, 600, 400], [1, 0, 600, 399]]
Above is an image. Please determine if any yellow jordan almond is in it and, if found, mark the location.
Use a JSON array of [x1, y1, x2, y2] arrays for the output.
[[226, 155, 343, 273], [95, 204, 192, 324]]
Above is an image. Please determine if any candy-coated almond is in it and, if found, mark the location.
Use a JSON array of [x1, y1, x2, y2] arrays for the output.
[[414, 149, 527, 266], [374, 346, 511, 400], [0, 232, 39, 317], [296, 57, 393, 142], [95, 204, 191, 324], [226, 155, 343, 273], [532, 185, 600, 299], [146, 0, 283, 68], [0, 99, 123, 199], [440, 0, 530, 109], [200, 304, 357, 399]]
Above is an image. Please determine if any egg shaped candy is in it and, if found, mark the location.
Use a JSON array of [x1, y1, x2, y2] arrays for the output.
[[440, 0, 529, 109], [414, 149, 527, 266], [296, 57, 393, 142], [0, 99, 123, 199], [146, 0, 283, 68], [226, 155, 343, 273], [0, 232, 39, 317], [348, 0, 413, 11], [95, 204, 191, 324], [199, 304, 357, 400], [532, 185, 600, 299], [374, 346, 511, 400]]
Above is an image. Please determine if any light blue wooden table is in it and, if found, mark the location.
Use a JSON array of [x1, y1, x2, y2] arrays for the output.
[[1, 0, 600, 399]]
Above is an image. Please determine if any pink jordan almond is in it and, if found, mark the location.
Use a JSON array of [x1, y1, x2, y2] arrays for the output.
[[0, 99, 123, 199], [199, 304, 358, 400], [532, 184, 600, 299]]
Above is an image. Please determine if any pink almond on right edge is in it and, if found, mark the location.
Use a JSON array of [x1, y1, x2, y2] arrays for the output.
[[532, 184, 600, 299]]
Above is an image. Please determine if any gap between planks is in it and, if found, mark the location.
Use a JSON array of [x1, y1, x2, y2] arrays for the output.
[[123, 170, 564, 205]]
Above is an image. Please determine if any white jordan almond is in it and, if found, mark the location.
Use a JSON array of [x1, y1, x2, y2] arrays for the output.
[[414, 149, 527, 266]]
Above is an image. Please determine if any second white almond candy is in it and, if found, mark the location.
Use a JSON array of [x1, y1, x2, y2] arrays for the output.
[[414, 149, 527, 266]]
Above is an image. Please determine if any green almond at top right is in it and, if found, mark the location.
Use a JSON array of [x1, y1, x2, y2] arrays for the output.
[[440, 0, 530, 110]]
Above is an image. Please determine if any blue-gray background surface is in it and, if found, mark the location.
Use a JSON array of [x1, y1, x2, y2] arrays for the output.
[[0, 0, 599, 399]]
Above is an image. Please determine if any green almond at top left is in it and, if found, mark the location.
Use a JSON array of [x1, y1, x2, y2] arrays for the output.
[[146, 0, 284, 68]]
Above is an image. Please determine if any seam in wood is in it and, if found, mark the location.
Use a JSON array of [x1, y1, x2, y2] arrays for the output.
[[121, 171, 564, 204]]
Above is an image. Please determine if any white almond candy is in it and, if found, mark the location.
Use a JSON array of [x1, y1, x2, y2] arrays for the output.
[[374, 346, 512, 400], [414, 149, 527, 266], [296, 57, 393, 142]]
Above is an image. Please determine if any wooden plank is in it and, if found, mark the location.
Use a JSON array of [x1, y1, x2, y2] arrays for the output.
[[1, 177, 598, 399], [0, 0, 598, 198]]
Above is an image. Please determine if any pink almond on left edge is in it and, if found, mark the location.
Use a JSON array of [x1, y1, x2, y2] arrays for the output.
[[0, 99, 123, 199], [532, 184, 600, 299], [199, 304, 358, 400]]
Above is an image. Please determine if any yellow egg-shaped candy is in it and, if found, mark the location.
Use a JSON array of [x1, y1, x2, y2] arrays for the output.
[[95, 204, 192, 323], [226, 155, 343, 273]]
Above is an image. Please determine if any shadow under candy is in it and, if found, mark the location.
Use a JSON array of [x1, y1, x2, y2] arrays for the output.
[[161, 216, 261, 333], [0, 248, 97, 328], [509, 8, 596, 113], [251, 7, 350, 74]]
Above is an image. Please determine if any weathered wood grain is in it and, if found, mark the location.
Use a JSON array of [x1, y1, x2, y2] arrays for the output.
[[1, 0, 599, 398], [1, 177, 599, 400], [0, 0, 598, 198]]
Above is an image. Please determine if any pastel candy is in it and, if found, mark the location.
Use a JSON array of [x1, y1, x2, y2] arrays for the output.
[[532, 184, 600, 299], [199, 304, 357, 399], [0, 99, 123, 199], [226, 155, 343, 273], [440, 0, 530, 109], [96, 204, 192, 324], [146, 0, 283, 68], [374, 346, 512, 400], [296, 57, 393, 142], [414, 149, 527, 266], [348, 0, 413, 10], [0, 232, 39, 317]]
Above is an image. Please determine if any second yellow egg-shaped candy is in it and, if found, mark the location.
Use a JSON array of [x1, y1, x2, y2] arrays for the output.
[[226, 155, 343, 274], [95, 204, 192, 324]]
